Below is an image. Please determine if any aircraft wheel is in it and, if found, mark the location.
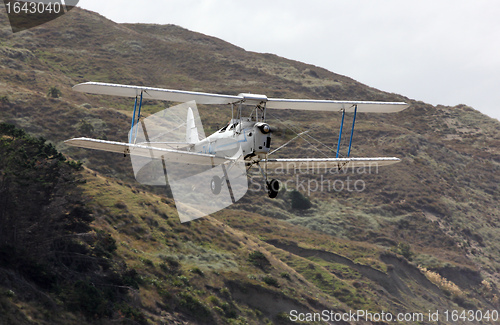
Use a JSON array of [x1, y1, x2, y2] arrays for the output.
[[211, 176, 222, 195], [267, 179, 279, 199]]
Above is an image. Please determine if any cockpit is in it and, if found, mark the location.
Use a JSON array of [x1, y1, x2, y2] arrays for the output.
[[219, 122, 240, 133]]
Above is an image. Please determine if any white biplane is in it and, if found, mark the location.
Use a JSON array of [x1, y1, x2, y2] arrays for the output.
[[66, 82, 408, 222]]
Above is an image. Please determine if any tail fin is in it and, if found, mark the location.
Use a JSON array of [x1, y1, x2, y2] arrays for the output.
[[186, 107, 199, 144]]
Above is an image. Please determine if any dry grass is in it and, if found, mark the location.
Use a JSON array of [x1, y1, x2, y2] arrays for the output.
[[418, 266, 464, 298]]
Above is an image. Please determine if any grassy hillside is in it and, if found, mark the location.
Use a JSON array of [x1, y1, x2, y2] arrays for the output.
[[1, 6, 500, 324]]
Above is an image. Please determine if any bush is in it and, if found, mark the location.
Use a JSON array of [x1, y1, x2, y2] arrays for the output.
[[4, 290, 15, 298], [288, 190, 312, 210], [280, 272, 291, 280], [395, 242, 413, 261], [47, 86, 62, 98], [220, 302, 238, 318], [93, 230, 117, 258], [207, 295, 220, 306], [248, 251, 271, 270], [176, 292, 213, 321], [275, 312, 292, 324], [121, 268, 142, 289], [0, 124, 153, 321], [0, 123, 96, 274], [262, 275, 279, 287], [78, 119, 94, 136], [117, 304, 147, 324], [190, 267, 204, 276], [160, 255, 180, 268], [220, 287, 231, 299], [65, 280, 109, 318]]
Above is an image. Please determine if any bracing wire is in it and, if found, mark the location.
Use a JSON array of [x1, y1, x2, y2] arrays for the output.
[[266, 110, 333, 158]]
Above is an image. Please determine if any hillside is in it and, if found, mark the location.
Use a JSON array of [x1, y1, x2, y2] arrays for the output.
[[1, 6, 500, 324]]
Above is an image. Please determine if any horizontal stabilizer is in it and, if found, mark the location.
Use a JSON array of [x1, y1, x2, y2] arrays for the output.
[[65, 137, 230, 165], [263, 157, 401, 171]]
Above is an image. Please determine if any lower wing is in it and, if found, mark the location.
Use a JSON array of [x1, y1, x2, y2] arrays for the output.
[[263, 157, 400, 171], [65, 137, 230, 165]]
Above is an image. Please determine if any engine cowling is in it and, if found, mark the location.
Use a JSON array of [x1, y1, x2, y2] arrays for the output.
[[253, 122, 272, 154]]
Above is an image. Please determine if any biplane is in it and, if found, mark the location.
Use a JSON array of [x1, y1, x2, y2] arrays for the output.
[[66, 82, 408, 222]]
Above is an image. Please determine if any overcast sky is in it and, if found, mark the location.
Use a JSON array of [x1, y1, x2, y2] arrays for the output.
[[79, 0, 500, 121]]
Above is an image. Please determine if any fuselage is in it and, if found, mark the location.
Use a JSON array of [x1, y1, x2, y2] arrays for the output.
[[191, 118, 271, 160]]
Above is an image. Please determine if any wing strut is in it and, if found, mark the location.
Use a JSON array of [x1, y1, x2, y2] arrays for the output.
[[336, 105, 359, 158], [129, 91, 144, 144], [347, 105, 358, 157], [129, 96, 138, 143], [336, 109, 345, 158]]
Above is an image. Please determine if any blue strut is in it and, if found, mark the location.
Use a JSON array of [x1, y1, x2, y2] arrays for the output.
[[129, 91, 143, 144], [134, 91, 144, 142], [347, 105, 358, 157], [129, 96, 138, 143], [336, 109, 345, 158]]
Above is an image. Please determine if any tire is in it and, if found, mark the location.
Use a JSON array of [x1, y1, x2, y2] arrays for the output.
[[267, 179, 279, 198], [211, 176, 222, 195]]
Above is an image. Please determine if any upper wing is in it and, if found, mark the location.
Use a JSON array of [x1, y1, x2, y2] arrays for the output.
[[263, 157, 401, 171], [74, 82, 408, 113], [266, 98, 408, 113], [73, 82, 241, 105], [65, 137, 230, 165]]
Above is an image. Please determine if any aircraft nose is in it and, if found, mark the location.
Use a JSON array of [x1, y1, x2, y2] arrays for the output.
[[259, 123, 271, 134]]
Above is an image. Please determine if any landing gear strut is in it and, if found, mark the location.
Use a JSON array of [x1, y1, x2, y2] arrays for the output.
[[254, 161, 279, 198]]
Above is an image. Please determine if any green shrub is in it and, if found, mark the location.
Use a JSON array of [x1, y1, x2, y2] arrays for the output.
[[4, 290, 15, 298], [262, 275, 279, 287], [140, 257, 154, 267], [275, 312, 291, 324], [93, 230, 117, 258], [190, 267, 204, 276], [248, 251, 271, 270], [78, 119, 94, 135], [176, 292, 212, 321], [207, 295, 220, 306], [117, 304, 147, 324], [213, 306, 224, 315], [395, 242, 414, 261], [220, 287, 231, 299], [65, 280, 108, 318], [220, 302, 238, 318], [67, 160, 83, 170], [121, 268, 142, 289], [173, 275, 189, 287], [280, 272, 291, 280], [288, 190, 312, 210], [160, 255, 180, 268], [47, 86, 62, 98]]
